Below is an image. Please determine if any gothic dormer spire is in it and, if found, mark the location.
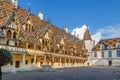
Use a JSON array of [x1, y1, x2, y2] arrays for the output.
[[83, 27, 92, 40]]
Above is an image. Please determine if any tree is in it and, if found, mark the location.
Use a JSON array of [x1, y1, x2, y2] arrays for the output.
[[0, 48, 13, 80]]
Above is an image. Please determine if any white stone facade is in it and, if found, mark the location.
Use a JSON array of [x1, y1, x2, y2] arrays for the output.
[[90, 49, 120, 66]]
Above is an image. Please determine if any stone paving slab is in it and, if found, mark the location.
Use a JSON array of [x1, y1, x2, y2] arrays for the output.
[[2, 67, 120, 80]]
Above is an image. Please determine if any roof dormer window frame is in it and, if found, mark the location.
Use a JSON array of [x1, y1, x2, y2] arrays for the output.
[[8, 21, 17, 30], [107, 45, 112, 49], [100, 44, 105, 50], [116, 43, 120, 48]]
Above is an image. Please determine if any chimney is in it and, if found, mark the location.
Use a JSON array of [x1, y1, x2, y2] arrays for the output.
[[38, 11, 43, 20], [64, 26, 68, 33], [11, 0, 18, 9], [74, 31, 76, 37]]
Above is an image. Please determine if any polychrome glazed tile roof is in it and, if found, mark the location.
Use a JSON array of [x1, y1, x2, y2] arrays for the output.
[[92, 38, 120, 51]]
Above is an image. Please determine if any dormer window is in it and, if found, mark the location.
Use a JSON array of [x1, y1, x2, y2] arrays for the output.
[[100, 44, 105, 49], [116, 43, 120, 48], [13, 32, 17, 39], [26, 24, 30, 32], [107, 46, 112, 49], [8, 21, 17, 29]]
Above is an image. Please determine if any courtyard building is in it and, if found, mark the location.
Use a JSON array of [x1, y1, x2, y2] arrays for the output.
[[90, 38, 120, 66], [0, 0, 93, 72]]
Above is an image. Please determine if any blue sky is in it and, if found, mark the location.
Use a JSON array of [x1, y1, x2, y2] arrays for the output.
[[18, 0, 120, 40]]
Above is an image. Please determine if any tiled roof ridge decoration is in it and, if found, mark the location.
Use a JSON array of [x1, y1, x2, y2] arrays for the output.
[[83, 27, 92, 40]]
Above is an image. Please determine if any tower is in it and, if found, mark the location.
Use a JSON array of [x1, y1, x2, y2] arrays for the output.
[[83, 27, 93, 54], [83, 27, 93, 66]]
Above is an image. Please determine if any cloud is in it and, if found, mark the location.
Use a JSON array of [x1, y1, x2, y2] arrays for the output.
[[71, 24, 120, 45], [71, 25, 88, 39], [71, 24, 101, 44], [97, 24, 120, 39], [91, 32, 102, 44]]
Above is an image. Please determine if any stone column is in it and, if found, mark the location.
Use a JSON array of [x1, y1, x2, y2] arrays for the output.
[[74, 59, 77, 67], [59, 57, 61, 67], [8, 63, 11, 69], [69, 58, 71, 67], [52, 55, 54, 67], [34, 55, 37, 68], [64, 58, 67, 67], [22, 54, 26, 68], [71, 59, 75, 67], [43, 55, 47, 65]]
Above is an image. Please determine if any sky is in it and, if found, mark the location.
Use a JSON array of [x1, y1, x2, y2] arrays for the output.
[[18, 0, 120, 42]]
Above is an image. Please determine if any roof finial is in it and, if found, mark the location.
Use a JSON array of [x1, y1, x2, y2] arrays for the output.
[[38, 11, 44, 20], [47, 16, 51, 23], [28, 3, 31, 12]]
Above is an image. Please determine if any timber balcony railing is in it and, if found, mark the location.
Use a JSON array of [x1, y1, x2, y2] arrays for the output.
[[0, 44, 86, 59]]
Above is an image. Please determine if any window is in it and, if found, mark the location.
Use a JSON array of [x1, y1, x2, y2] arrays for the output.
[[116, 43, 120, 48], [100, 44, 105, 49], [101, 51, 104, 57], [13, 32, 17, 39], [117, 50, 120, 57], [94, 52, 97, 57], [31, 58, 34, 64], [10, 61, 13, 65], [108, 51, 112, 58], [7, 30, 12, 38], [107, 46, 112, 49], [25, 60, 28, 65], [8, 22, 16, 29]]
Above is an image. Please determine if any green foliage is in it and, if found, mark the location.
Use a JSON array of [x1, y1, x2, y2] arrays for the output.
[[0, 48, 13, 66]]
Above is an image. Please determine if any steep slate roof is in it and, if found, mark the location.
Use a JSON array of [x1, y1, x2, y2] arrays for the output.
[[92, 38, 120, 51], [0, 0, 88, 56], [83, 28, 92, 40]]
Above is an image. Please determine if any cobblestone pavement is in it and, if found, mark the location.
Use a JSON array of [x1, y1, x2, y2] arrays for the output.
[[2, 67, 120, 80]]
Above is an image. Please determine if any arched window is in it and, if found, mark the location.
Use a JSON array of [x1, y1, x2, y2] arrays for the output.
[[116, 43, 120, 48], [7, 30, 12, 38], [13, 32, 17, 39], [11, 22, 15, 29]]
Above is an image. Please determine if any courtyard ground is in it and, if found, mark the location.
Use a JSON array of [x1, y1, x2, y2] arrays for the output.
[[2, 67, 120, 80]]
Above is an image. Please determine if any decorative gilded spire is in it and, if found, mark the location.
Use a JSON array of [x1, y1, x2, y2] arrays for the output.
[[83, 28, 92, 40]]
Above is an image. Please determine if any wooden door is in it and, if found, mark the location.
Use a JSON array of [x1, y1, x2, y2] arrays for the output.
[[15, 61, 20, 68]]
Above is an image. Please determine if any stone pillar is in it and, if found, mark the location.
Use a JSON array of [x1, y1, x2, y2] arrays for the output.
[[34, 55, 37, 68], [64, 58, 67, 67], [69, 58, 71, 67], [22, 54, 26, 68], [80, 59, 82, 66], [74, 59, 77, 67], [8, 63, 11, 69], [52, 55, 54, 67], [71, 59, 75, 67], [43, 55, 47, 65], [59, 57, 61, 67]]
